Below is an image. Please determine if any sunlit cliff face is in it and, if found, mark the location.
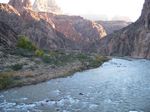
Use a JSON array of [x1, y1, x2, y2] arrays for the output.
[[33, 0, 62, 14], [9, 0, 32, 10], [0, 0, 145, 21]]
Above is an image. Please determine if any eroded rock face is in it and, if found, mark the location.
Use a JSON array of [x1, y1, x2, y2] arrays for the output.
[[39, 13, 106, 51], [139, 0, 150, 21], [0, 21, 17, 50], [0, 3, 75, 51], [99, 0, 150, 59], [1, 1, 107, 52], [9, 0, 32, 11], [33, 0, 62, 14]]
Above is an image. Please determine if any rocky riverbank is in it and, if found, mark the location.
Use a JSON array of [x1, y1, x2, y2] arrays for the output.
[[0, 49, 108, 90]]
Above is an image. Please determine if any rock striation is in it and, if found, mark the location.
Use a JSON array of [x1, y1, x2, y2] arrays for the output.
[[0, 1, 108, 90], [0, 21, 17, 50], [0, 0, 106, 52], [9, 0, 32, 11], [99, 0, 150, 59], [33, 0, 62, 14], [0, 2, 74, 51], [42, 13, 106, 51]]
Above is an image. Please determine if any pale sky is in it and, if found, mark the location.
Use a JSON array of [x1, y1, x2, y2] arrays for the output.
[[0, 0, 145, 22]]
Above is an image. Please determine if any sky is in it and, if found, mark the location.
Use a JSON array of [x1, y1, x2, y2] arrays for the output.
[[0, 0, 145, 22]]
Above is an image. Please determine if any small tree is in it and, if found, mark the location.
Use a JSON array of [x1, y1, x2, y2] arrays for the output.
[[35, 49, 44, 57], [17, 35, 36, 51]]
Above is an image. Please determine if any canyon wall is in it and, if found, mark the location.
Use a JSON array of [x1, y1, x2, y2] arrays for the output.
[[99, 0, 150, 58], [0, 0, 106, 52]]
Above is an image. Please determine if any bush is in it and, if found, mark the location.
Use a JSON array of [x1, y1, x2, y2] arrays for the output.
[[14, 48, 35, 57], [17, 35, 36, 51], [35, 49, 44, 57], [76, 53, 89, 61], [0, 73, 14, 90], [42, 55, 52, 63], [88, 55, 108, 67], [49, 51, 58, 58], [16, 35, 46, 57], [11, 64, 23, 71]]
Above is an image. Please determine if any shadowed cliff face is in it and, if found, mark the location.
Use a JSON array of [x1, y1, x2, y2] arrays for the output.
[[139, 0, 150, 21], [99, 0, 150, 59], [0, 21, 17, 50], [0, 0, 106, 52], [0, 3, 75, 51], [40, 13, 106, 51]]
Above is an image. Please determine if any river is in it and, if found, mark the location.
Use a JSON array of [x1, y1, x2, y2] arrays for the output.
[[0, 58, 150, 112]]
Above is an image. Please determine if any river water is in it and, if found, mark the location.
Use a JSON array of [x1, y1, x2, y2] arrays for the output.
[[0, 58, 150, 112]]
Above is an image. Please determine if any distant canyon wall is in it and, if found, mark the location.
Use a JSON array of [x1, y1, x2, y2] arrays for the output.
[[0, 0, 106, 52], [96, 21, 131, 34], [1, 0, 148, 59], [98, 0, 150, 59], [33, 0, 62, 14]]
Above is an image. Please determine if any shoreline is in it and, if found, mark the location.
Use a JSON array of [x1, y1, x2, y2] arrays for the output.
[[0, 61, 106, 91], [0, 51, 109, 91], [5, 62, 101, 91], [3, 55, 148, 91]]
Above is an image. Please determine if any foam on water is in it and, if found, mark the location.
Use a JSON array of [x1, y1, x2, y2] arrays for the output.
[[0, 58, 150, 112]]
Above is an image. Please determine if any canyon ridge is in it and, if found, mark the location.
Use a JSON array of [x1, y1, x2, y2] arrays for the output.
[[98, 0, 150, 59]]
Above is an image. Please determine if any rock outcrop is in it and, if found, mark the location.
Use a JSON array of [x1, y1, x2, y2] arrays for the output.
[[0, 0, 106, 52], [96, 21, 131, 34], [99, 0, 150, 59], [0, 3, 75, 51], [42, 13, 106, 51], [0, 21, 17, 50], [9, 0, 32, 11], [33, 0, 62, 14]]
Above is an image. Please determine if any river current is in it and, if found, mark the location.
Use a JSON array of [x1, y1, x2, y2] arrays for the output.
[[0, 58, 150, 112]]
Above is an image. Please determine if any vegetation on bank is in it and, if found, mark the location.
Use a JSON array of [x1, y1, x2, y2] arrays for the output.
[[0, 35, 108, 90], [14, 35, 108, 67], [10, 64, 23, 71], [0, 72, 16, 90], [17, 35, 36, 51]]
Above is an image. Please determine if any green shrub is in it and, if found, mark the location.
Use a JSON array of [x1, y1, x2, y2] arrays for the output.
[[35, 49, 44, 57], [49, 52, 57, 58], [17, 35, 36, 51], [42, 55, 52, 63], [11, 64, 23, 71], [76, 53, 89, 61], [0, 73, 14, 90], [14, 48, 35, 57], [16, 35, 47, 58], [88, 55, 108, 67]]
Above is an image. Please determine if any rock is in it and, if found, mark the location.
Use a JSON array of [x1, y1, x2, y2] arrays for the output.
[[8, 0, 22, 10], [43, 13, 106, 52], [1, 3, 75, 51], [33, 0, 62, 14], [79, 93, 84, 95], [56, 108, 60, 111], [0, 21, 17, 50], [98, 0, 150, 59], [96, 20, 131, 34], [9, 0, 32, 11], [23, 0, 32, 9], [1, 1, 107, 52]]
